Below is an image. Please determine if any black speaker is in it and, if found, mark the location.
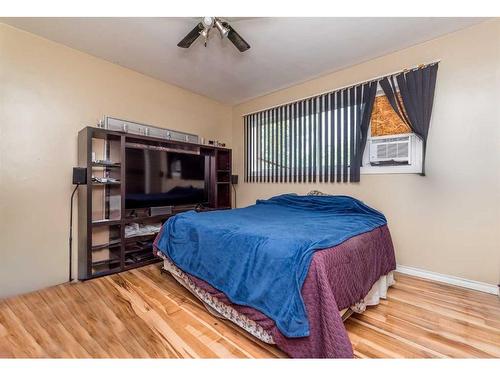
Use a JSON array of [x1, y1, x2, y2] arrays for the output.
[[231, 174, 238, 185], [72, 167, 87, 185]]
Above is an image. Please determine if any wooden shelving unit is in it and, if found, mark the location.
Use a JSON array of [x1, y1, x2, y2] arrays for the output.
[[77, 126, 232, 280], [214, 149, 232, 209]]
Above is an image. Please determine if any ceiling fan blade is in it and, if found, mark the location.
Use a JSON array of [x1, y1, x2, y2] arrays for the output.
[[177, 22, 204, 48], [223, 22, 251, 52]]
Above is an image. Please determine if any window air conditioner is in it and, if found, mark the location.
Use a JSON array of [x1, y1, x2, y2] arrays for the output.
[[369, 134, 412, 166]]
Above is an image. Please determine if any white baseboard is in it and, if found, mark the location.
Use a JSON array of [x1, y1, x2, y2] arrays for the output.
[[396, 264, 499, 296]]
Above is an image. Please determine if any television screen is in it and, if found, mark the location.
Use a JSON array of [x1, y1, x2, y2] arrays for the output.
[[125, 148, 208, 209]]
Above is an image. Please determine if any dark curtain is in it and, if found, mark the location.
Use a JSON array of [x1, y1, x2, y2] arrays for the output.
[[351, 81, 378, 182], [379, 63, 439, 175]]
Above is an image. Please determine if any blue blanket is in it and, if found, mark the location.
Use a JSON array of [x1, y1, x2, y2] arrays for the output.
[[155, 194, 387, 337]]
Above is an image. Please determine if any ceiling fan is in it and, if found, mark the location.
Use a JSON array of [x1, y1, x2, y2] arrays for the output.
[[177, 17, 251, 52]]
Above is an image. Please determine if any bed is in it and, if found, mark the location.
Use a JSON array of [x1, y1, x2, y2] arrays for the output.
[[153, 191, 396, 358]]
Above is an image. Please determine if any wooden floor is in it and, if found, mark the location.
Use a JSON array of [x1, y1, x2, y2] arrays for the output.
[[0, 264, 499, 358]]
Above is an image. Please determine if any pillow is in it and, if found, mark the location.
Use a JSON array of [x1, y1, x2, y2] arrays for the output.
[[307, 190, 329, 196]]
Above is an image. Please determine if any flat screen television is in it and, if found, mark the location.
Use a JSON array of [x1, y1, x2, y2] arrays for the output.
[[125, 147, 208, 209]]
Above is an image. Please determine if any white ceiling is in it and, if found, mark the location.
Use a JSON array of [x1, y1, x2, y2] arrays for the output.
[[2, 17, 485, 104]]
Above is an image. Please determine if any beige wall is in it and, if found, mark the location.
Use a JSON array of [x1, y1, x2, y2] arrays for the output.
[[232, 20, 500, 285], [0, 24, 232, 298]]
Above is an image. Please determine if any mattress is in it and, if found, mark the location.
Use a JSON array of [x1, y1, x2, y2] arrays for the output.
[[159, 252, 394, 345]]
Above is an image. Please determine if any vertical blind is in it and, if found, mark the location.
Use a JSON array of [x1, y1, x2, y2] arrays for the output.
[[244, 81, 377, 183]]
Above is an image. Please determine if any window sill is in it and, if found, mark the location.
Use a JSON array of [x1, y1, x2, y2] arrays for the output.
[[361, 164, 422, 175], [247, 164, 423, 179]]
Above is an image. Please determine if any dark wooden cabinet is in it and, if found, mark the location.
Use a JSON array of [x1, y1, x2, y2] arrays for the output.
[[77, 126, 232, 280]]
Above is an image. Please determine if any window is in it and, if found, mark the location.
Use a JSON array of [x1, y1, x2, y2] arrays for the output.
[[244, 84, 423, 183], [245, 64, 437, 182], [244, 83, 377, 184], [361, 91, 424, 174]]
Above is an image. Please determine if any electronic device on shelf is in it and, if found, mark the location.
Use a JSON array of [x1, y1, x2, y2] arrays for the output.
[[72, 167, 87, 185], [93, 159, 120, 166], [150, 206, 173, 216], [125, 208, 151, 219], [98, 116, 199, 144], [92, 176, 120, 184], [124, 222, 162, 238], [125, 148, 208, 209]]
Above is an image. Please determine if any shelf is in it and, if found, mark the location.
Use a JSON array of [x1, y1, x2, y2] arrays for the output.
[[92, 239, 121, 251], [92, 219, 121, 226], [216, 169, 230, 172], [91, 181, 121, 186], [125, 246, 153, 255], [216, 181, 230, 185], [124, 233, 158, 242], [91, 162, 121, 168], [89, 267, 121, 279], [91, 256, 120, 267], [124, 214, 173, 224], [124, 257, 161, 271], [89, 128, 123, 140], [124, 207, 195, 223]]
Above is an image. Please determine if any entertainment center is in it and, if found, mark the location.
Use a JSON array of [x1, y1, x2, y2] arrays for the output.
[[77, 126, 232, 280]]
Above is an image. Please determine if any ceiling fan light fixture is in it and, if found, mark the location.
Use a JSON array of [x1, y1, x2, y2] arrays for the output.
[[177, 17, 250, 52], [202, 17, 214, 28], [214, 19, 230, 39], [200, 28, 210, 47], [200, 28, 209, 39]]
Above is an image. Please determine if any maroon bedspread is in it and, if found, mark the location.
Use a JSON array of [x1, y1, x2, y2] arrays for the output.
[[156, 225, 396, 358]]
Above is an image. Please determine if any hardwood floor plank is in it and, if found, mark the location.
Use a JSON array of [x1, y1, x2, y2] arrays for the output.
[[391, 280, 500, 322], [0, 266, 499, 358], [366, 300, 500, 356], [134, 267, 278, 357], [136, 266, 286, 358], [394, 278, 500, 315], [120, 269, 254, 358], [0, 304, 49, 357], [348, 316, 445, 358], [5, 294, 70, 358], [395, 274, 499, 308], [53, 283, 137, 358], [353, 312, 492, 358], [107, 273, 217, 358], [388, 287, 500, 331], [346, 323, 418, 358], [88, 276, 182, 358]]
